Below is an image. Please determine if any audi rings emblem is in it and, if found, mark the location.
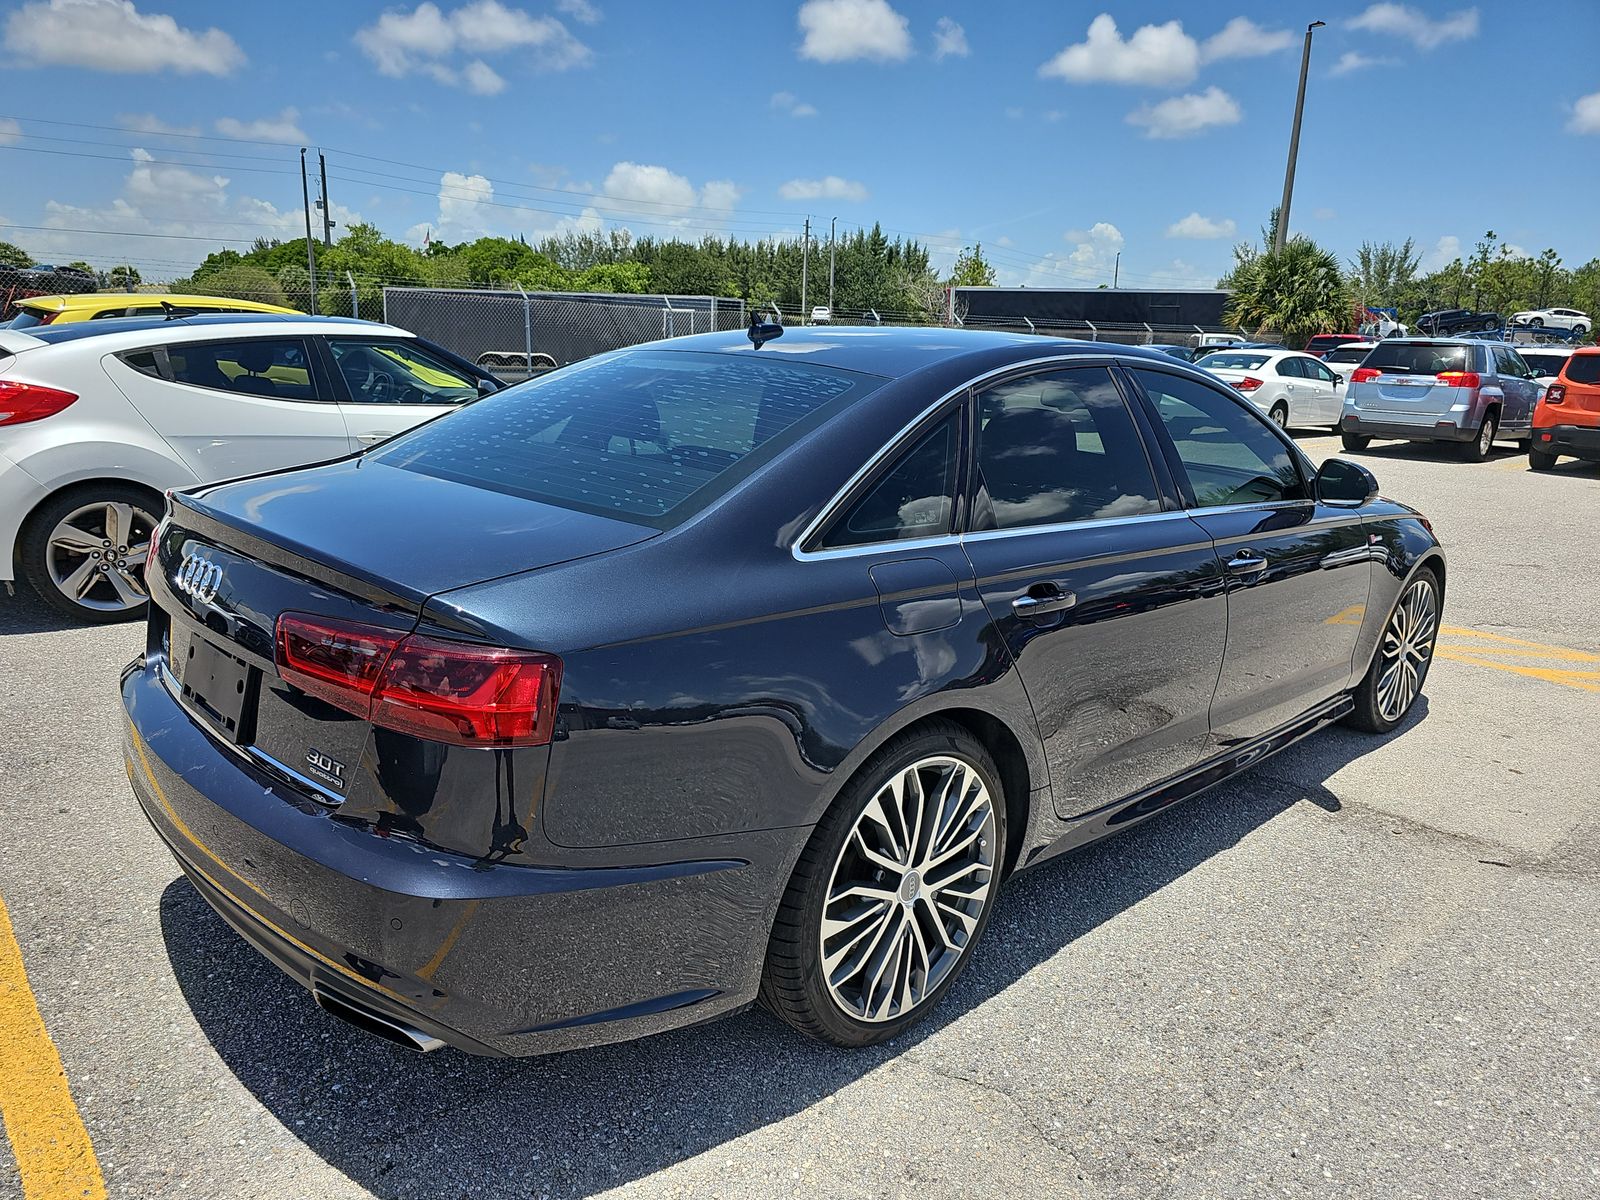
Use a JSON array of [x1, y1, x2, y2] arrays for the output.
[[175, 552, 224, 605]]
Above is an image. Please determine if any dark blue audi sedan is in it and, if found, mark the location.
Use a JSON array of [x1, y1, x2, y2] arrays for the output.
[[122, 326, 1444, 1056]]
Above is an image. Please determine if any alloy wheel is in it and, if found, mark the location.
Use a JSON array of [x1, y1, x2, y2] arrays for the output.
[[1478, 420, 1494, 458], [45, 500, 156, 614], [1376, 578, 1437, 723], [819, 755, 997, 1023]]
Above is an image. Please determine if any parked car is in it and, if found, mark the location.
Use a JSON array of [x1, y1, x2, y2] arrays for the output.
[[1341, 338, 1541, 459], [1320, 340, 1379, 385], [0, 263, 100, 320], [810, 305, 832, 324], [1191, 333, 1244, 350], [3, 292, 299, 329], [0, 313, 500, 621], [1529, 348, 1600, 470], [1194, 348, 1345, 430], [1151, 344, 1198, 362], [1416, 309, 1501, 336], [120, 327, 1444, 1057], [1510, 307, 1589, 336], [1516, 345, 1574, 388], [1305, 333, 1368, 358]]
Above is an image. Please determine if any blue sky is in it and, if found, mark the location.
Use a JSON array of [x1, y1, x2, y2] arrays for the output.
[[2, 0, 1598, 289]]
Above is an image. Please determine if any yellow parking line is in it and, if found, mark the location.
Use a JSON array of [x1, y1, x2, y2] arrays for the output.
[[1436, 625, 1600, 693], [0, 895, 107, 1200]]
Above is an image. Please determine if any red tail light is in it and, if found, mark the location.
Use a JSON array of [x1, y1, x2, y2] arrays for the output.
[[0, 379, 79, 426], [1435, 371, 1481, 388], [275, 613, 562, 748], [1544, 384, 1566, 405], [1233, 376, 1263, 392], [1349, 367, 1381, 384]]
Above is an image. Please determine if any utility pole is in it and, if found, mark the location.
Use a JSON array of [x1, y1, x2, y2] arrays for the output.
[[827, 216, 837, 312], [1113, 251, 1120, 288], [1274, 20, 1324, 255], [800, 217, 810, 321], [300, 148, 318, 310], [318, 151, 333, 246]]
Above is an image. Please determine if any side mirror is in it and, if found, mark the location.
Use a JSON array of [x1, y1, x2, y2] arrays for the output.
[[1316, 457, 1378, 507], [1333, 373, 1345, 386]]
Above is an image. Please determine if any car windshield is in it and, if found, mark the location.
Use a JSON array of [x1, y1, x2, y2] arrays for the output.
[[1520, 352, 1569, 377], [1360, 343, 1474, 376], [5, 310, 47, 329], [1564, 355, 1600, 385], [1324, 347, 1373, 366], [1196, 352, 1270, 370], [370, 349, 880, 527]]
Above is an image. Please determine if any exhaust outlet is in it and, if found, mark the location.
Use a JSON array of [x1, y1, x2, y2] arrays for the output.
[[313, 989, 447, 1053]]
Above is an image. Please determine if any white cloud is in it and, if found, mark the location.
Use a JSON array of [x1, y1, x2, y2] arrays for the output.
[[1011, 222, 1125, 287], [1039, 14, 1199, 86], [1166, 212, 1237, 239], [556, 0, 600, 23], [771, 91, 819, 118], [1569, 90, 1600, 135], [1127, 87, 1241, 139], [0, 118, 20, 146], [4, 0, 243, 75], [355, 1, 590, 90], [932, 17, 969, 60], [214, 108, 307, 143], [1200, 17, 1293, 63], [778, 175, 870, 202], [1421, 235, 1462, 272], [797, 0, 911, 63], [116, 112, 201, 136], [1349, 4, 1479, 50], [1329, 51, 1397, 76]]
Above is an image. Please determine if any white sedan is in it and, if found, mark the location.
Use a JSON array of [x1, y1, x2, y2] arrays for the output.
[[1192, 348, 1347, 431], [1511, 307, 1590, 335]]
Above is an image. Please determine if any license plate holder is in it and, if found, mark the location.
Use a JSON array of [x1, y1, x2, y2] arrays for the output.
[[176, 632, 255, 744]]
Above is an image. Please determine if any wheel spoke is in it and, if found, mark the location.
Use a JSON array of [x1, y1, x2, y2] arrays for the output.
[[104, 502, 133, 548], [61, 557, 98, 599], [49, 523, 102, 555], [107, 567, 146, 607]]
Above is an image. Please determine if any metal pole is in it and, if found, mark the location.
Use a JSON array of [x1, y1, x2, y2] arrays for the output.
[[1274, 21, 1324, 254], [800, 217, 810, 321], [346, 270, 357, 319], [319, 152, 333, 246], [828, 216, 837, 312], [300, 148, 318, 311], [518, 285, 532, 374], [1113, 252, 1120, 288]]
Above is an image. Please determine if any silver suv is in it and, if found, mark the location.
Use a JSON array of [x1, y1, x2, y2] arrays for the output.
[[1340, 338, 1541, 461]]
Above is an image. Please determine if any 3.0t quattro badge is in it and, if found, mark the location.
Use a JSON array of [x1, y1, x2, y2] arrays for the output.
[[174, 552, 223, 605]]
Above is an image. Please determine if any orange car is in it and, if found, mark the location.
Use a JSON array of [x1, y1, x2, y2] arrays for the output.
[[1529, 348, 1600, 470]]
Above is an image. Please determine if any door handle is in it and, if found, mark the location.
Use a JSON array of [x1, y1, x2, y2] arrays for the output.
[[356, 431, 394, 445], [1226, 551, 1268, 577], [1012, 584, 1077, 618]]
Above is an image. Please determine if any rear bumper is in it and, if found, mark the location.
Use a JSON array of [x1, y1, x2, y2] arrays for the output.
[[1341, 413, 1474, 443], [1533, 423, 1600, 461], [122, 655, 802, 1056]]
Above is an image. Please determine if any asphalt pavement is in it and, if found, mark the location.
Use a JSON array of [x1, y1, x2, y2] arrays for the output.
[[1, 434, 1596, 1200]]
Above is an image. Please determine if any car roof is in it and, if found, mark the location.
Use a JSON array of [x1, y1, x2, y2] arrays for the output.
[[16, 312, 398, 347], [15, 292, 299, 315], [644, 325, 1186, 376]]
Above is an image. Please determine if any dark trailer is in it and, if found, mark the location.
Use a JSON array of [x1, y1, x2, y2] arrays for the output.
[[951, 287, 1233, 341]]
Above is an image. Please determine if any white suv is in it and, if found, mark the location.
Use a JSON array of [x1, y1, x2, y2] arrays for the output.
[[0, 313, 498, 621]]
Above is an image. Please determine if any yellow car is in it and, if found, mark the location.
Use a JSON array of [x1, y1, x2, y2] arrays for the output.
[[4, 292, 299, 329]]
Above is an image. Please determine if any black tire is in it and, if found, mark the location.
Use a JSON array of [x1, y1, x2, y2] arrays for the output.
[[1529, 317, 1544, 327], [1460, 412, 1498, 462], [19, 483, 160, 624], [1481, 318, 1496, 332], [760, 720, 1007, 1047], [1345, 567, 1441, 734], [1574, 324, 1588, 337], [1269, 402, 1289, 429], [1528, 447, 1558, 471], [1341, 432, 1372, 451]]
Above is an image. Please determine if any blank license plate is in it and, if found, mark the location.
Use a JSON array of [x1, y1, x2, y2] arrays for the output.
[[177, 633, 253, 743]]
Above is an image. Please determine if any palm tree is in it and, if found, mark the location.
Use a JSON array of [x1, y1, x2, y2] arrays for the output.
[[1224, 236, 1351, 347]]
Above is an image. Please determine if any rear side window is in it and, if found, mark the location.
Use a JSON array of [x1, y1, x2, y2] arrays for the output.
[[372, 349, 877, 526], [821, 413, 957, 549], [1361, 343, 1476, 375], [166, 338, 318, 402], [1275, 358, 1305, 378], [118, 349, 162, 379], [1564, 355, 1600, 385], [1197, 352, 1269, 371]]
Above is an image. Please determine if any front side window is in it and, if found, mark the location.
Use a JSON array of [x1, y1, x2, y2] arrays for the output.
[[821, 413, 957, 549], [372, 349, 876, 526], [1307, 358, 1339, 384], [1275, 357, 1304, 378], [973, 366, 1161, 530], [1131, 368, 1308, 508], [165, 338, 317, 402], [328, 338, 478, 406]]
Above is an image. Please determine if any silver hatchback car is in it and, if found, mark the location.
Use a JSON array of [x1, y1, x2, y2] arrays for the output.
[[1340, 338, 1542, 461]]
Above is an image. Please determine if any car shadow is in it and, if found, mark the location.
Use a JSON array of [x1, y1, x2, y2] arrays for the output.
[[1337, 440, 1523, 465], [0, 587, 95, 635], [159, 704, 1425, 1199]]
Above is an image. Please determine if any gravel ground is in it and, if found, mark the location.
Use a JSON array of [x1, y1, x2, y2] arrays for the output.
[[1, 434, 1597, 1200]]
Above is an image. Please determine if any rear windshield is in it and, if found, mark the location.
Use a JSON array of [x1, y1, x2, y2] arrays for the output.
[[1564, 355, 1600, 385], [1323, 346, 1373, 366], [1519, 352, 1570, 377], [1196, 352, 1270, 370], [371, 349, 880, 526], [5, 311, 46, 329], [1360, 342, 1476, 375]]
